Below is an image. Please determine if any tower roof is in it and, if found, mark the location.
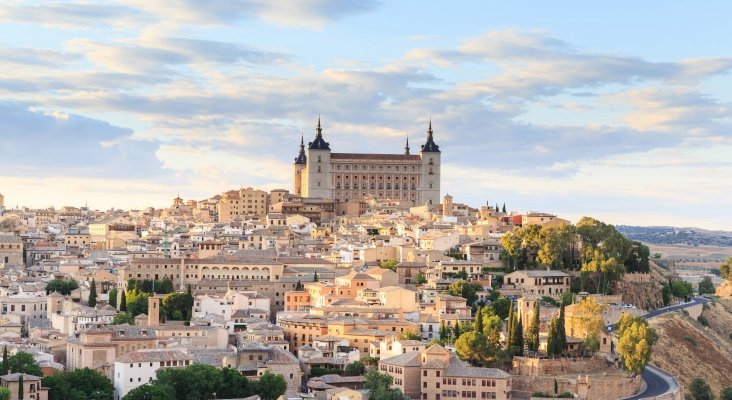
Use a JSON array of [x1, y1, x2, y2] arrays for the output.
[[294, 133, 307, 164], [308, 116, 331, 150], [420, 119, 440, 153], [404, 137, 410, 155]]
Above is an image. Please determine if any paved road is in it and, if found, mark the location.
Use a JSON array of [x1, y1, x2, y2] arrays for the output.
[[613, 296, 709, 399], [607, 296, 710, 331]]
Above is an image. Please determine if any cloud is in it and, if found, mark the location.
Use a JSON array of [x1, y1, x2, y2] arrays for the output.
[[0, 102, 164, 179], [0, 3, 146, 29], [123, 0, 381, 29]]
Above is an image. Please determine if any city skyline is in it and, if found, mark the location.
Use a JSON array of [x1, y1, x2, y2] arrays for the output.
[[2, 1, 732, 229]]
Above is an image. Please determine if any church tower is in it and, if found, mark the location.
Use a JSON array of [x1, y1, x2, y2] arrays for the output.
[[293, 134, 307, 196], [303, 117, 332, 199], [420, 119, 441, 206]]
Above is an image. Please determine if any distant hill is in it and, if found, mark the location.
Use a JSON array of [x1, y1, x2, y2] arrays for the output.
[[616, 225, 732, 247]]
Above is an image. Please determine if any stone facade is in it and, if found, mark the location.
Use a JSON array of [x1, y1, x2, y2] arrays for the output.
[[294, 118, 442, 206]]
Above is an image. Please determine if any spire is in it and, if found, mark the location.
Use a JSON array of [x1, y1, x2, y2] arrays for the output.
[[294, 132, 307, 164], [421, 117, 441, 153], [308, 116, 331, 150], [404, 137, 410, 155]]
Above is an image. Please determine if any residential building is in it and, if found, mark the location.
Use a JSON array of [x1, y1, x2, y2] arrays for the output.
[[113, 349, 193, 400]]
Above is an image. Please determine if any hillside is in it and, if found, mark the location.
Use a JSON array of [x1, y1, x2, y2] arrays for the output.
[[649, 299, 732, 396], [611, 262, 672, 310], [616, 225, 732, 247]]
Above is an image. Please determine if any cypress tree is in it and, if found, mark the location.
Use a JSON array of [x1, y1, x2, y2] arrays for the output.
[[502, 203, 507, 213], [88, 279, 97, 307], [453, 322, 461, 340], [547, 317, 558, 356], [439, 321, 447, 340], [557, 302, 567, 354], [313, 271, 319, 282], [506, 301, 515, 348], [528, 301, 540, 352], [514, 315, 524, 354], [119, 290, 127, 312], [18, 374, 23, 400], [474, 307, 484, 333], [295, 280, 303, 291], [1, 346, 8, 375]]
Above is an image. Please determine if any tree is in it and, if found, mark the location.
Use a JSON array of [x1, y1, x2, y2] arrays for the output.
[[721, 257, 732, 280], [582, 332, 600, 356], [448, 280, 483, 305], [162, 292, 193, 321], [379, 259, 398, 272], [344, 361, 366, 376], [295, 280, 303, 290], [688, 378, 714, 400], [108, 288, 118, 308], [453, 321, 461, 339], [455, 331, 492, 365], [566, 297, 605, 340], [45, 279, 78, 295], [88, 279, 97, 307], [112, 313, 135, 325], [617, 317, 657, 375], [43, 368, 114, 400], [670, 280, 693, 299], [527, 301, 540, 352], [580, 251, 624, 294], [698, 276, 715, 295], [510, 315, 524, 355], [396, 331, 422, 341], [661, 283, 671, 306], [217, 367, 252, 399], [537, 224, 576, 269], [474, 307, 485, 333], [364, 370, 409, 400], [547, 317, 560, 357], [253, 371, 287, 400], [415, 272, 427, 284], [122, 383, 176, 400], [0, 387, 11, 400], [1, 346, 8, 376], [7, 352, 42, 376], [120, 290, 127, 312], [556, 302, 567, 353], [313, 271, 319, 282], [155, 364, 223, 400], [125, 289, 150, 317], [488, 297, 511, 320], [500, 230, 523, 270], [720, 387, 732, 400], [502, 203, 506, 213], [506, 301, 515, 349], [17, 374, 22, 400], [439, 321, 448, 341]]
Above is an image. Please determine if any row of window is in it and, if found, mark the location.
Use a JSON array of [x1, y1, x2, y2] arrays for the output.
[[336, 183, 417, 190], [334, 164, 423, 171]]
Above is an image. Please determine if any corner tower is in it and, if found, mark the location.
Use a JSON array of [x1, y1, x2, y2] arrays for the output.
[[293, 134, 307, 196], [419, 119, 441, 206], [303, 117, 332, 199]]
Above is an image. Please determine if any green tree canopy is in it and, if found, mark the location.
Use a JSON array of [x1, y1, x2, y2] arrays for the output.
[[688, 378, 714, 400], [255, 371, 288, 400], [0, 387, 10, 400], [488, 297, 511, 320], [343, 361, 366, 376], [43, 368, 114, 400], [108, 288, 118, 308], [455, 331, 493, 365], [720, 387, 732, 400], [617, 317, 657, 375], [7, 352, 42, 376], [45, 279, 78, 295], [112, 313, 135, 325], [396, 331, 422, 341], [721, 257, 732, 280], [698, 276, 715, 295], [364, 370, 409, 400], [125, 289, 150, 317], [379, 259, 398, 272], [88, 279, 97, 307], [448, 280, 483, 305], [122, 384, 175, 400]]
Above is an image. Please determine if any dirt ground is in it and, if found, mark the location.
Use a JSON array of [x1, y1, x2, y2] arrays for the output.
[[649, 298, 732, 396]]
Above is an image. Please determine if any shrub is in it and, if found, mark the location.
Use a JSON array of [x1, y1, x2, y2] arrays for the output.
[[697, 315, 709, 327], [683, 336, 697, 346]]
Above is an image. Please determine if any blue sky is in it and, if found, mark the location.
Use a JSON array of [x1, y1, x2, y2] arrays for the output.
[[1, 1, 731, 229]]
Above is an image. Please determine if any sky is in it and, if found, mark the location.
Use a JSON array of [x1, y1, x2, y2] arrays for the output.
[[1, 1, 731, 230]]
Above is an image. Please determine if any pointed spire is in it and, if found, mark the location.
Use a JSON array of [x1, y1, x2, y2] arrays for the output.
[[294, 132, 307, 164], [309, 115, 330, 150], [421, 117, 440, 153], [404, 137, 411, 155]]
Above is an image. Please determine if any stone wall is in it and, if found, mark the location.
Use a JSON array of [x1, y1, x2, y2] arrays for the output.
[[622, 272, 652, 283], [512, 356, 608, 377]]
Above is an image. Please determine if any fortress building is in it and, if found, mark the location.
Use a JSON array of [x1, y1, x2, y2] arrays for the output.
[[293, 118, 441, 206]]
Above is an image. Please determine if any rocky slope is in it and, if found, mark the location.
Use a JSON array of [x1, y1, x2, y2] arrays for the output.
[[649, 299, 732, 396]]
